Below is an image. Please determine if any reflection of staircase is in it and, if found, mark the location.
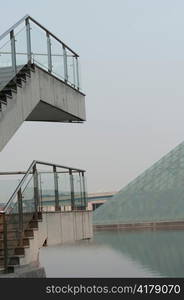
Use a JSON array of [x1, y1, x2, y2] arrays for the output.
[[0, 212, 43, 273]]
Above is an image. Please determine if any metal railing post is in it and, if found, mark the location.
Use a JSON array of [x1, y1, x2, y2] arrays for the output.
[[79, 172, 84, 209], [75, 56, 80, 90], [72, 56, 76, 88], [33, 165, 39, 218], [63, 45, 68, 82], [10, 30, 16, 76], [2, 212, 8, 272], [53, 166, 60, 211], [25, 17, 32, 64], [17, 188, 23, 242], [47, 32, 52, 72], [82, 172, 87, 209], [39, 173, 43, 212], [69, 169, 75, 210]]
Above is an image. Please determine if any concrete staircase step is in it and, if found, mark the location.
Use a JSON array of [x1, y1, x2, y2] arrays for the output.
[[29, 220, 38, 229], [0, 245, 29, 256], [0, 255, 24, 268], [0, 228, 34, 239], [0, 230, 18, 239], [0, 267, 5, 273], [0, 237, 30, 248], [24, 229, 34, 238]]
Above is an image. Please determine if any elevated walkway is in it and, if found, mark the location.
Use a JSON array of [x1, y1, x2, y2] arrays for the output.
[[0, 15, 85, 151]]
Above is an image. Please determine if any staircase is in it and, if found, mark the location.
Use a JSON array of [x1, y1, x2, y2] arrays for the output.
[[0, 160, 87, 274], [0, 211, 42, 273], [0, 63, 34, 113], [0, 15, 86, 152], [0, 15, 87, 275]]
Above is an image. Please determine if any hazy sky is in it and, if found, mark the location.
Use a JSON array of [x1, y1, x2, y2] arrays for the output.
[[1, 0, 184, 192]]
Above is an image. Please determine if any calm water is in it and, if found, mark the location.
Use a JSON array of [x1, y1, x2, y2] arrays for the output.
[[39, 230, 184, 277]]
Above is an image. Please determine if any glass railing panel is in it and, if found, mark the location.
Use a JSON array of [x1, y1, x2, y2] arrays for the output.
[[57, 172, 71, 211], [73, 172, 83, 209], [30, 20, 48, 70], [0, 37, 14, 91], [0, 176, 23, 207], [66, 49, 75, 87], [14, 25, 28, 68], [73, 56, 79, 89], [21, 174, 35, 230], [51, 37, 65, 81], [39, 172, 55, 208], [6, 194, 19, 231]]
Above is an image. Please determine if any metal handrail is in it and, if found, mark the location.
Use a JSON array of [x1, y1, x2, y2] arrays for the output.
[[0, 170, 80, 175], [0, 14, 29, 41], [28, 16, 79, 57], [3, 160, 85, 212], [0, 15, 79, 57], [0, 52, 73, 57], [3, 160, 36, 212]]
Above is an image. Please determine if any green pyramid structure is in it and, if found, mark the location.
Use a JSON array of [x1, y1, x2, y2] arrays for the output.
[[93, 142, 184, 225]]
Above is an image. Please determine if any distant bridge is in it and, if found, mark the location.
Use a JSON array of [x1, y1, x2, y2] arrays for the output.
[[31, 192, 116, 212], [87, 192, 115, 210]]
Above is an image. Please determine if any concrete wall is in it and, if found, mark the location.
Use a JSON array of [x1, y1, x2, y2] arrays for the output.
[[0, 65, 85, 151], [44, 210, 93, 245], [35, 67, 86, 121], [19, 210, 93, 267]]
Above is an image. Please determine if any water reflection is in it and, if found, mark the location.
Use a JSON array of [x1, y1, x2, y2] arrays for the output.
[[39, 230, 184, 277], [94, 230, 184, 277], [40, 240, 156, 277]]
